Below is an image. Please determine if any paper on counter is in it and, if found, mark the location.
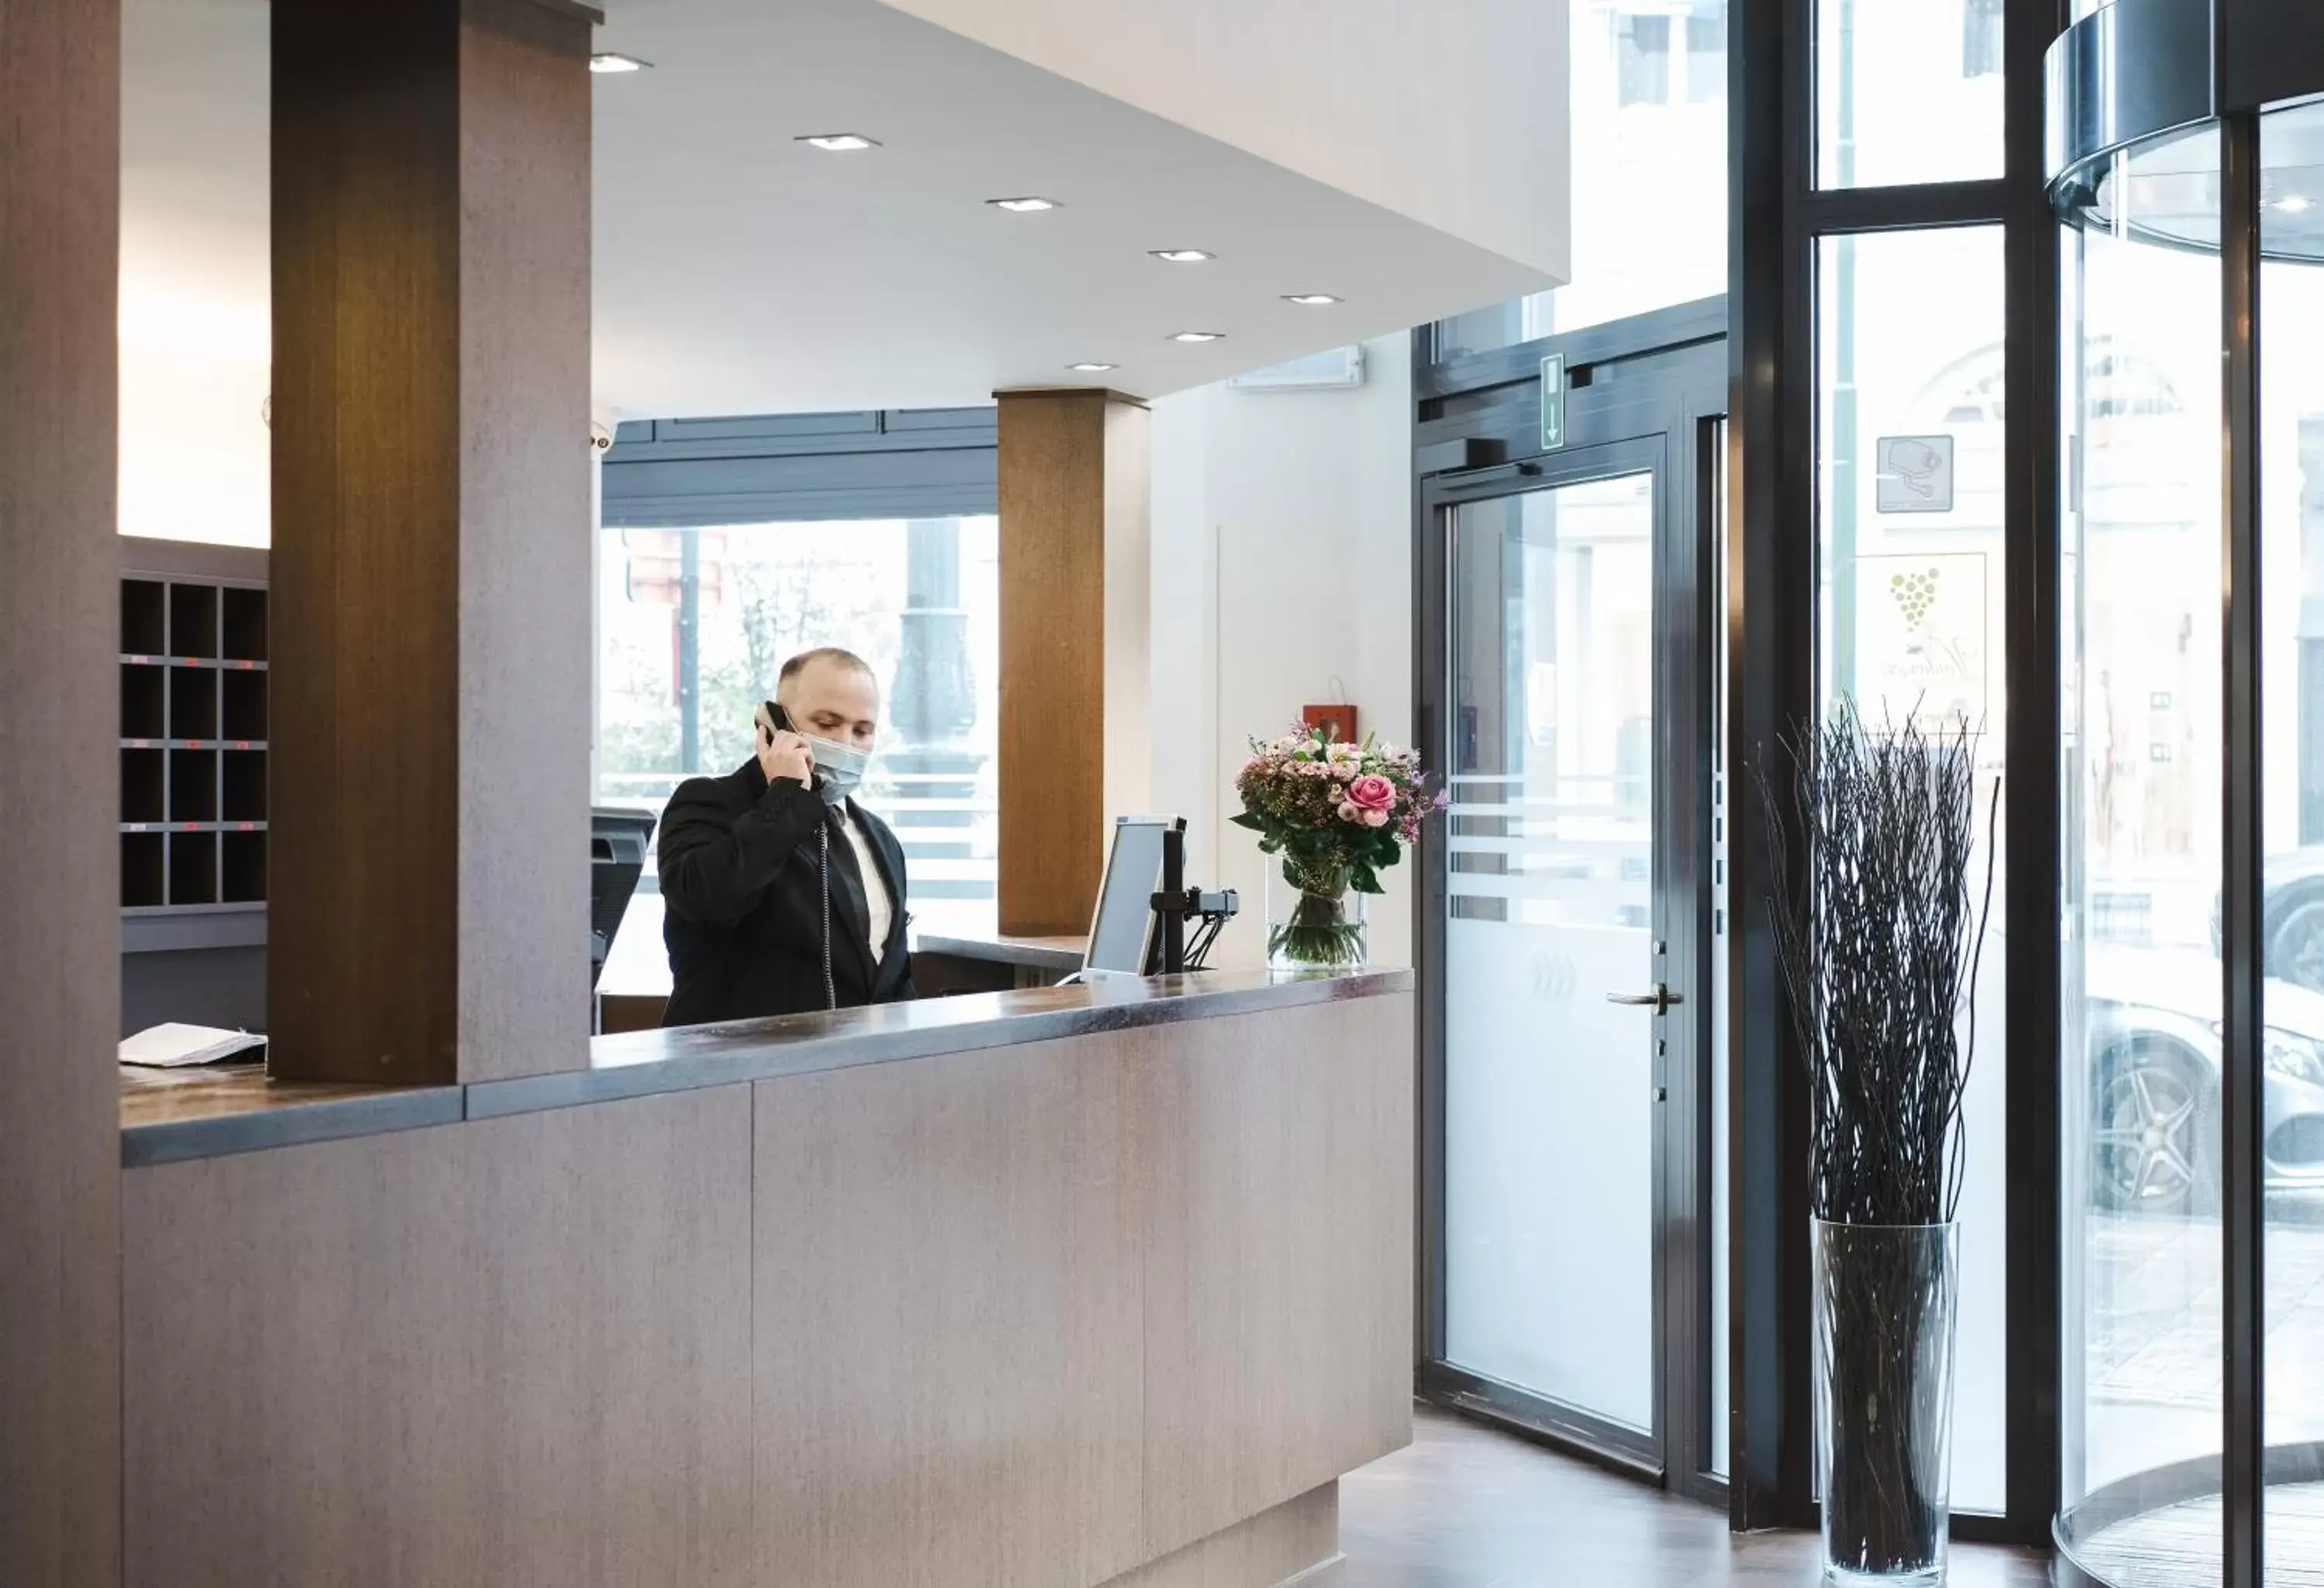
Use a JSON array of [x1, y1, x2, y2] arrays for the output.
[[119, 1023, 266, 1068]]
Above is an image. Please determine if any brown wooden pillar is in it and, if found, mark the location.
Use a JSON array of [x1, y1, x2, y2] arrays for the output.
[[0, 0, 124, 1581], [270, 0, 596, 1084], [995, 389, 1151, 937]]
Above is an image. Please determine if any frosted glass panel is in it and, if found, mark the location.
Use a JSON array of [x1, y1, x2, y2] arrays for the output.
[[1445, 921, 1656, 1428], [1442, 474, 1659, 1434]]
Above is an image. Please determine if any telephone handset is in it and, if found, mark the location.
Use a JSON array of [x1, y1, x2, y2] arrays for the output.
[[756, 699, 837, 1010]]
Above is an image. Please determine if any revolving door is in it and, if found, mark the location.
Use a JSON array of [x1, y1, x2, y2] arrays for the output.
[[2051, 2, 2324, 1582]]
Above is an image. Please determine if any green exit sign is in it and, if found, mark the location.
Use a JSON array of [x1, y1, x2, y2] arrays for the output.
[[1540, 354, 1567, 452]]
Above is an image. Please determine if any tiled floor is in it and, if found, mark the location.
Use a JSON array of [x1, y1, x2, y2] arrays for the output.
[[1336, 1405, 2053, 1587], [2084, 1196, 2324, 1489]]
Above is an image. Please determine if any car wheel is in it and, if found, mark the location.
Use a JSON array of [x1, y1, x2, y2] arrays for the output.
[[2271, 895, 2324, 994], [2092, 1039, 2219, 1216]]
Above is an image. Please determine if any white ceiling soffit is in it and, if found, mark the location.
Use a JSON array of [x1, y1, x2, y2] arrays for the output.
[[592, 0, 1561, 416], [871, 0, 1571, 283]]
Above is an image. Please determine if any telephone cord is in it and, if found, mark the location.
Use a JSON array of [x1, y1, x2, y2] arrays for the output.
[[820, 822, 836, 1011]]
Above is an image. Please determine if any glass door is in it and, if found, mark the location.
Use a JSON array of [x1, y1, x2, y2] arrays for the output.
[[1426, 431, 1702, 1473]]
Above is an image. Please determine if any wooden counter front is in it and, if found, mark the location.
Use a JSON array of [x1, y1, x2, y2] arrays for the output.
[[119, 971, 1414, 1588]]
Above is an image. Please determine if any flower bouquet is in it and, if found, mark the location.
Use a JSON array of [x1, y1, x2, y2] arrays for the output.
[[1232, 727, 1441, 970]]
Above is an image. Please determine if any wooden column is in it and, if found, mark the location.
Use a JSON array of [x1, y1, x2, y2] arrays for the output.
[[995, 389, 1151, 937], [270, 0, 595, 1084], [0, 0, 124, 1581]]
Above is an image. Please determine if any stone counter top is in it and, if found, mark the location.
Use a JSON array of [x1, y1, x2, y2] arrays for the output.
[[121, 967, 1411, 1165]]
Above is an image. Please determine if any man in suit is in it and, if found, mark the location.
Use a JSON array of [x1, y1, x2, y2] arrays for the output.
[[657, 647, 913, 1026]]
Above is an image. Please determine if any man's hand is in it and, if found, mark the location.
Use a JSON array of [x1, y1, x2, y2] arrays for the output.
[[758, 727, 814, 789]]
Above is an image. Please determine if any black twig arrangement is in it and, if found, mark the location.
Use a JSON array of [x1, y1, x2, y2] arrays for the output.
[[1755, 699, 1999, 1226], [1754, 699, 1999, 1579]]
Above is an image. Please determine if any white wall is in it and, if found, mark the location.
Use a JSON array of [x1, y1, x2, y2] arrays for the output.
[[121, 0, 272, 547], [1148, 335, 1416, 971]]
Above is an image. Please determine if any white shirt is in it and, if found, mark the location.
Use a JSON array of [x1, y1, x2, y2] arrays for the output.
[[837, 806, 892, 964]]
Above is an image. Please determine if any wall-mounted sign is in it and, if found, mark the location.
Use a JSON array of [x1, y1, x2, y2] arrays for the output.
[[1301, 703, 1358, 744], [1540, 353, 1567, 452], [1875, 434, 1955, 513]]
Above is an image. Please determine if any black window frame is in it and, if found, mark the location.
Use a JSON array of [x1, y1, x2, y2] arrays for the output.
[[1722, 0, 2065, 1547], [599, 407, 997, 528]]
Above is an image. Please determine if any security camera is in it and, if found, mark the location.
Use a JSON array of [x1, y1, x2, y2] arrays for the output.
[[588, 420, 614, 455]]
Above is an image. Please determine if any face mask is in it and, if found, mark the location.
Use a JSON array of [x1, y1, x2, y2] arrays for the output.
[[803, 734, 870, 806]]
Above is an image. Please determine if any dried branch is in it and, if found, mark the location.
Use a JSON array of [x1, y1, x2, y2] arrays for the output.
[[1752, 699, 1999, 1227]]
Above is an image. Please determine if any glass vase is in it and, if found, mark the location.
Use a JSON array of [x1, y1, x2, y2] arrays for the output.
[[1812, 1219, 1961, 1587], [1265, 856, 1369, 971]]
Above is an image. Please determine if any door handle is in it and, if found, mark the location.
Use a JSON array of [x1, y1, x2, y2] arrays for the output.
[[1606, 985, 1683, 1016]]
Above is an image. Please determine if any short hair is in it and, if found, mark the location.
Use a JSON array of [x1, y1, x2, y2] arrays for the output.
[[777, 647, 876, 693]]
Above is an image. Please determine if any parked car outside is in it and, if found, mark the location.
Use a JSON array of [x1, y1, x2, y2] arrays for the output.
[[2085, 944, 2324, 1215]]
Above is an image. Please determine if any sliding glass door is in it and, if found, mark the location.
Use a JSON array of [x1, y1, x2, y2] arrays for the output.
[[1416, 318, 1724, 1490], [1439, 460, 1666, 1445]]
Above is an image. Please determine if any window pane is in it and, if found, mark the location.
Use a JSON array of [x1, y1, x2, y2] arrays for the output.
[[1616, 15, 1670, 107], [1432, 0, 1727, 359], [1816, 0, 2004, 189], [2058, 148, 2223, 1586], [594, 516, 1000, 929], [1817, 225, 2008, 1514], [2261, 102, 2324, 1576]]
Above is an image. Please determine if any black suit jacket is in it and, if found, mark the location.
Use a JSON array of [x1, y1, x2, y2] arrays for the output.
[[657, 758, 914, 1027]]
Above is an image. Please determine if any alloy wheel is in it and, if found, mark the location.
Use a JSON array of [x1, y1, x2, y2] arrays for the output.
[[2275, 899, 2324, 994], [2094, 1050, 2205, 1213]]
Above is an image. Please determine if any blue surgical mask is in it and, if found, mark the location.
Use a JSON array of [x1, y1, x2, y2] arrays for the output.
[[805, 734, 870, 806]]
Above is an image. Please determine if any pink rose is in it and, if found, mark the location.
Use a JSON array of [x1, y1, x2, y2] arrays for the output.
[[1347, 774, 1395, 812], [1363, 807, 1389, 828]]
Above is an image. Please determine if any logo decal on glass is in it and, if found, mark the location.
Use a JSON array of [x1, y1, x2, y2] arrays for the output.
[[1857, 552, 1987, 730]]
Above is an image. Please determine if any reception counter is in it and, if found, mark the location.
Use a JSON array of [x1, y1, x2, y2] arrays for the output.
[[117, 968, 1415, 1588]]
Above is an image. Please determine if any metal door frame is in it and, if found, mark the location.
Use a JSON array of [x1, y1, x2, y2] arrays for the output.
[[1413, 311, 1728, 1502]]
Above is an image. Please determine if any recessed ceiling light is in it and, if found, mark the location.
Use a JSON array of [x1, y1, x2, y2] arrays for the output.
[[2276, 194, 2315, 215], [590, 53, 651, 74], [797, 133, 880, 152], [1283, 293, 1342, 306], [1169, 331, 1224, 343], [1150, 249, 1214, 264], [1067, 362, 1118, 373], [988, 196, 1061, 212]]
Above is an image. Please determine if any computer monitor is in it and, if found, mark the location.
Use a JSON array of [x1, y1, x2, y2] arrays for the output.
[[1083, 815, 1184, 976], [591, 806, 658, 990]]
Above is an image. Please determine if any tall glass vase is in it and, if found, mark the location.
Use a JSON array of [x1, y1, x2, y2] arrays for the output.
[[1812, 1220, 1961, 1586], [1265, 855, 1369, 971]]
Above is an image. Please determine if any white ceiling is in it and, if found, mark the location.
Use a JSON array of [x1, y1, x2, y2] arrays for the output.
[[120, 0, 1560, 426], [877, 0, 1571, 286], [592, 0, 1556, 414]]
